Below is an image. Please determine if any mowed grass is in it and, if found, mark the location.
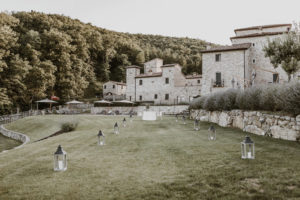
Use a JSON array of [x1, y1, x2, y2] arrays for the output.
[[0, 115, 300, 200]]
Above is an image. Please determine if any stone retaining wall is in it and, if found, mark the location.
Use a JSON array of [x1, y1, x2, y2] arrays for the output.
[[190, 109, 300, 141], [0, 125, 30, 151], [91, 105, 189, 115]]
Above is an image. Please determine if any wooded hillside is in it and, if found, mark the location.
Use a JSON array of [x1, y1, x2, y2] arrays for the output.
[[0, 11, 212, 112]]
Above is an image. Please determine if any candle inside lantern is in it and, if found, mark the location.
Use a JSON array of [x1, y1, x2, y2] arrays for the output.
[[58, 160, 63, 170], [247, 152, 251, 158], [210, 136, 214, 140]]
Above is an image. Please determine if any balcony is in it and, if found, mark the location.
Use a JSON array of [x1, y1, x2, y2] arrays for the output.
[[212, 79, 225, 87]]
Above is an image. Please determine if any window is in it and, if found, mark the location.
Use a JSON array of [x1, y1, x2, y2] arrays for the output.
[[139, 80, 143, 85], [165, 94, 169, 100], [139, 95, 142, 101], [216, 72, 222, 86], [252, 43, 255, 47], [165, 78, 169, 84], [252, 59, 256, 64], [215, 54, 221, 62], [273, 73, 279, 83], [121, 85, 123, 89], [154, 94, 158, 99], [104, 85, 106, 89], [113, 85, 115, 89], [129, 96, 132, 101], [197, 80, 200, 84]]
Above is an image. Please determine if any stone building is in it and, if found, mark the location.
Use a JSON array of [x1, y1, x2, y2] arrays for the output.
[[201, 24, 293, 96], [126, 58, 201, 104], [102, 81, 126, 101]]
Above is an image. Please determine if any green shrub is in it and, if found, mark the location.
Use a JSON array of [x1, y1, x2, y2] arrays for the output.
[[189, 81, 300, 116], [203, 95, 217, 111], [61, 121, 78, 132]]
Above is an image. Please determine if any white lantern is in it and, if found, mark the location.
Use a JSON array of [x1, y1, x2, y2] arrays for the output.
[[97, 130, 105, 146], [241, 136, 255, 159], [123, 118, 127, 127], [54, 145, 67, 171], [129, 113, 133, 122], [175, 114, 178, 122], [114, 122, 119, 134], [182, 115, 186, 125], [194, 119, 200, 131], [208, 125, 216, 140]]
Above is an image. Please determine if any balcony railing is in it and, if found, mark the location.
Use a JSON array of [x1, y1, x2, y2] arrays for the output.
[[212, 79, 225, 87]]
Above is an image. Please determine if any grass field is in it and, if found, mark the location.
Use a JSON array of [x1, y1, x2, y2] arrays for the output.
[[0, 134, 21, 152], [0, 115, 300, 200]]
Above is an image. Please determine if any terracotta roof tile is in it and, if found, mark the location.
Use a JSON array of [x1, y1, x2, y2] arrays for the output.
[[125, 65, 141, 69], [201, 43, 251, 53], [234, 24, 291, 32], [135, 72, 162, 78], [230, 32, 288, 40]]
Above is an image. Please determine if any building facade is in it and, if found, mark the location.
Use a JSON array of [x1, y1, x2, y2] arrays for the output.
[[201, 24, 292, 96], [103, 81, 126, 101], [126, 58, 201, 104]]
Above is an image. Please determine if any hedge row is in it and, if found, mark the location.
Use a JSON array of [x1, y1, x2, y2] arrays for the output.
[[190, 81, 300, 116]]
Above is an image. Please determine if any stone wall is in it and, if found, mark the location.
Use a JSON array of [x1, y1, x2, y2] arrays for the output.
[[0, 125, 30, 151], [91, 105, 189, 115], [190, 109, 300, 141]]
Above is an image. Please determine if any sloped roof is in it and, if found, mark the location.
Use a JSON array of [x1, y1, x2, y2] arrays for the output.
[[135, 72, 162, 78], [105, 81, 126, 86], [125, 65, 141, 69], [201, 43, 251, 53], [234, 24, 292, 32], [230, 32, 288, 40]]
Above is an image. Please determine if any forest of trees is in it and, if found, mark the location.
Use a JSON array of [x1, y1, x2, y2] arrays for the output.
[[0, 11, 211, 113]]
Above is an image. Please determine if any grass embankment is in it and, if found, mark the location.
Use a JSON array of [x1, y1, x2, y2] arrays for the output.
[[0, 115, 300, 199], [0, 135, 21, 152]]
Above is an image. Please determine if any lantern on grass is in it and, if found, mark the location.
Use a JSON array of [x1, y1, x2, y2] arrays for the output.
[[175, 114, 178, 122], [129, 113, 133, 122], [97, 130, 105, 146], [123, 118, 127, 127], [54, 145, 67, 171], [182, 115, 186, 125], [241, 136, 255, 159], [114, 122, 119, 134], [194, 119, 200, 131], [208, 125, 216, 140]]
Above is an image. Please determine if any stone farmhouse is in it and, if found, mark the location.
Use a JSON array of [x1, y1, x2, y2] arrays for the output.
[[125, 58, 201, 104], [102, 81, 126, 101], [201, 24, 292, 96]]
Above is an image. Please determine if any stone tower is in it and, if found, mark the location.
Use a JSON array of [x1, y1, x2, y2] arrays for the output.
[[144, 58, 163, 73], [126, 66, 141, 101]]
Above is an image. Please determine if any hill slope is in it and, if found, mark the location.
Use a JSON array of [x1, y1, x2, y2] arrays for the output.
[[0, 11, 212, 112]]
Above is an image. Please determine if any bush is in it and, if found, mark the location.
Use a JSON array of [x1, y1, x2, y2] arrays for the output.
[[61, 121, 78, 132], [189, 82, 300, 116], [203, 95, 217, 111]]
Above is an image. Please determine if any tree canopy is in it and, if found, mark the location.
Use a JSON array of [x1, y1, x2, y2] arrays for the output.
[[0, 11, 211, 113]]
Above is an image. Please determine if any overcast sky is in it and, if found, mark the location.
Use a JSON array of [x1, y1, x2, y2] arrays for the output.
[[2, 0, 300, 44]]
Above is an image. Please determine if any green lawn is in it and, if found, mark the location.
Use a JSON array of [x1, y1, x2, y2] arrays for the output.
[[0, 115, 300, 200]]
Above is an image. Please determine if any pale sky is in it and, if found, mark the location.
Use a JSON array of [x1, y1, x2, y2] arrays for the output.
[[1, 0, 300, 44]]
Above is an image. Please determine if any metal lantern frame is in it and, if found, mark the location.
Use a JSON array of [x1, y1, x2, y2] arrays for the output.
[[241, 136, 255, 159], [129, 113, 133, 122], [54, 145, 67, 171], [123, 118, 127, 127], [97, 130, 105, 146], [182, 115, 186, 125], [194, 119, 200, 131], [208, 125, 216, 140], [114, 122, 119, 134]]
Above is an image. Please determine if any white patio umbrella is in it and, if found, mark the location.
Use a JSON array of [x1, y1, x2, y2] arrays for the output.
[[94, 100, 112, 104], [35, 98, 57, 109], [113, 100, 135, 104], [65, 100, 83, 104]]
